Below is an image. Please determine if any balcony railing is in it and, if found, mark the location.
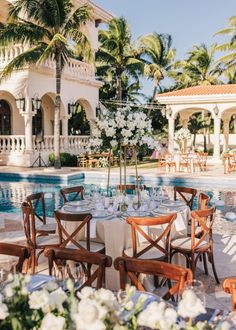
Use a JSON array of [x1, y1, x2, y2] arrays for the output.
[[0, 135, 90, 154], [0, 45, 95, 80]]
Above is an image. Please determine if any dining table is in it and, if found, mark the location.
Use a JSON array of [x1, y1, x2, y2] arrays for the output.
[[60, 197, 190, 291]]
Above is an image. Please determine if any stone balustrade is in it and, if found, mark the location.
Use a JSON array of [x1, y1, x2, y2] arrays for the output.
[[0, 135, 26, 153], [0, 45, 27, 69], [0, 45, 95, 80], [0, 135, 90, 155]]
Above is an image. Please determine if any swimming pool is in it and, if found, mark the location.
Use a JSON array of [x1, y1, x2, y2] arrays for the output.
[[0, 173, 236, 217]]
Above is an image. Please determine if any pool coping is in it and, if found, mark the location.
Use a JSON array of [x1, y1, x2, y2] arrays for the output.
[[0, 168, 235, 187]]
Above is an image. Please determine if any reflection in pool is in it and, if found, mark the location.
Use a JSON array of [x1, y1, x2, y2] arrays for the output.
[[0, 176, 235, 218]]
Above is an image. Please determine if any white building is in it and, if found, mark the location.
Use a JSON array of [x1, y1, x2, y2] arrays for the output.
[[0, 0, 113, 166], [156, 85, 236, 161]]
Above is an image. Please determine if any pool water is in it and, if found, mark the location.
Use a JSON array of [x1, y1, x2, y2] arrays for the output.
[[0, 175, 236, 218]]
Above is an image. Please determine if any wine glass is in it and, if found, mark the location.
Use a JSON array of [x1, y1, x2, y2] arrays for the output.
[[184, 280, 206, 307]]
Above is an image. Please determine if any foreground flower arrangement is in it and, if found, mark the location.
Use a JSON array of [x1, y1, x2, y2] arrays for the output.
[[0, 274, 233, 330]]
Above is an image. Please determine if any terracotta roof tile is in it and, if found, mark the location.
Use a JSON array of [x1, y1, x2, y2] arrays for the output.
[[157, 84, 236, 97]]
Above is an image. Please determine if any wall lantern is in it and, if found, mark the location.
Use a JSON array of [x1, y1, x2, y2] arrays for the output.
[[166, 106, 172, 118], [32, 94, 42, 111], [68, 100, 77, 115], [213, 105, 219, 116], [15, 94, 25, 111]]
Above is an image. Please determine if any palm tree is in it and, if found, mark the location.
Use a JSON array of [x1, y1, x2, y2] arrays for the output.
[[216, 16, 236, 70], [171, 44, 222, 88], [0, 0, 92, 168], [96, 17, 144, 101], [138, 33, 176, 103], [188, 113, 209, 148]]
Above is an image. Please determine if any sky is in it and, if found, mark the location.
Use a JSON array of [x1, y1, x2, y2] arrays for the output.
[[94, 0, 236, 96]]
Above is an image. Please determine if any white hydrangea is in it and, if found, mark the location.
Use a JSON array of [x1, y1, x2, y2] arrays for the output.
[[137, 301, 177, 330], [174, 128, 191, 142], [94, 288, 118, 310], [178, 289, 206, 319], [40, 313, 65, 330], [73, 298, 107, 330]]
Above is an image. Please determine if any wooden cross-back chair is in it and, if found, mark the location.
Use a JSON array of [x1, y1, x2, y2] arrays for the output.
[[0, 242, 30, 273], [54, 210, 105, 253], [171, 206, 219, 284], [179, 153, 192, 173], [60, 186, 84, 204], [21, 202, 60, 274], [124, 214, 177, 261], [114, 257, 193, 301], [26, 192, 56, 235], [223, 278, 236, 311], [44, 247, 112, 290], [198, 192, 210, 211], [174, 186, 197, 210], [224, 154, 236, 174], [197, 152, 208, 172]]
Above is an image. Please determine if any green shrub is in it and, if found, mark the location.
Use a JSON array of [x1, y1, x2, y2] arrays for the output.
[[48, 153, 77, 167]]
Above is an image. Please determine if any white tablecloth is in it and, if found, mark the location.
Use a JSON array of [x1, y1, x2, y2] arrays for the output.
[[62, 204, 190, 290]]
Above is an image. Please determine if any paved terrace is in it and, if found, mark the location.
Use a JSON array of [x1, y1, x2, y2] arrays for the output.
[[0, 163, 235, 310]]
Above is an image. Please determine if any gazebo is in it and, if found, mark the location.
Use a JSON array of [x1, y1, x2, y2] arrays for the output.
[[156, 85, 236, 161]]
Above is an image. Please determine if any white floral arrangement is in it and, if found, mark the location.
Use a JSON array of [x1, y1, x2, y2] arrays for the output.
[[90, 106, 162, 152], [0, 274, 233, 330], [174, 128, 192, 143]]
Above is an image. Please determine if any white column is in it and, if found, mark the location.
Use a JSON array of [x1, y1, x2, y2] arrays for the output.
[[213, 116, 221, 159], [223, 119, 230, 152], [20, 97, 34, 153], [62, 115, 69, 151], [168, 116, 175, 153]]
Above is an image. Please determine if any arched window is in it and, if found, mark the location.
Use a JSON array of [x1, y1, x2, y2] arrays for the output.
[[0, 100, 11, 135], [32, 107, 43, 135], [68, 104, 90, 135]]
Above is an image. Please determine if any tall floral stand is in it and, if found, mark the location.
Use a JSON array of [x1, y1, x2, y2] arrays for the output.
[[106, 145, 140, 204]]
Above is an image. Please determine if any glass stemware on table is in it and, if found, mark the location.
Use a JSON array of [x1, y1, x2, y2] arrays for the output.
[[62, 185, 186, 219]]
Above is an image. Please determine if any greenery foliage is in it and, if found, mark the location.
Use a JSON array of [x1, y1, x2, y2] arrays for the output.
[[49, 152, 77, 167]]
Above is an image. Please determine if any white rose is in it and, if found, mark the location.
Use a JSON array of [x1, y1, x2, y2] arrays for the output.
[[0, 302, 8, 320], [4, 285, 14, 298], [77, 287, 94, 300], [43, 281, 59, 292], [137, 301, 166, 329], [106, 127, 116, 137], [94, 288, 118, 310], [73, 298, 107, 330], [178, 290, 206, 319], [49, 287, 67, 312], [159, 308, 178, 329], [110, 140, 118, 148], [40, 313, 65, 330], [29, 290, 50, 313]]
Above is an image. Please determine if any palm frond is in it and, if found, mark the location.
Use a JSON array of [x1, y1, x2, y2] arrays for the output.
[[0, 44, 46, 81]]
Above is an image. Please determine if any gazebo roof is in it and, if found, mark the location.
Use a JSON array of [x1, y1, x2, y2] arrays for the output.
[[157, 84, 236, 97]]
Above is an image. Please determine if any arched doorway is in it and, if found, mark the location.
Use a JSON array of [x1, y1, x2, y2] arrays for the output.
[[0, 99, 11, 135], [32, 107, 43, 135], [68, 103, 90, 135]]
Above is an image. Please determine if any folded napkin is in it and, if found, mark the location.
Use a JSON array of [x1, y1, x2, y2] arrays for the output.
[[149, 201, 156, 209], [127, 204, 134, 211], [95, 202, 104, 211], [140, 204, 148, 211]]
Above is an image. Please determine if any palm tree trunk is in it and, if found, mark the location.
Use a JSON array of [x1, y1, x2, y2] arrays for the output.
[[147, 83, 158, 116], [54, 51, 62, 169], [116, 74, 122, 101], [193, 133, 196, 146]]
